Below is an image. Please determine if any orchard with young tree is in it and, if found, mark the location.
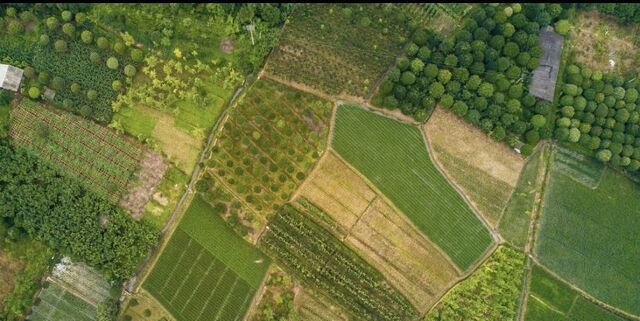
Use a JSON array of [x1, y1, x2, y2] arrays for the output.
[[554, 62, 640, 172]]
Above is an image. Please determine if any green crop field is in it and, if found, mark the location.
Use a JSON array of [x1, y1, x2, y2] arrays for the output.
[[29, 283, 96, 321], [425, 246, 526, 321], [207, 78, 332, 217], [332, 104, 493, 270], [266, 3, 411, 97], [535, 146, 640, 315], [10, 100, 144, 202], [144, 196, 270, 321], [525, 265, 628, 321], [498, 144, 551, 248], [259, 204, 418, 321]]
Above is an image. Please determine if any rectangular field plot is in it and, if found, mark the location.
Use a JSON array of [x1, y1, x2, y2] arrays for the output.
[[332, 104, 493, 270], [10, 100, 144, 202], [525, 265, 628, 321], [425, 108, 525, 226], [144, 196, 270, 321], [207, 78, 331, 217], [259, 205, 418, 321], [29, 283, 96, 321], [535, 146, 640, 316], [297, 151, 460, 312], [266, 4, 410, 97]]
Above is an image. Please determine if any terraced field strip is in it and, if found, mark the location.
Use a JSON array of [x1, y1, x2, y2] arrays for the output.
[[332, 104, 494, 271], [10, 100, 144, 202], [143, 196, 270, 321], [296, 151, 460, 312], [29, 283, 96, 321], [535, 145, 640, 316], [259, 205, 419, 321]]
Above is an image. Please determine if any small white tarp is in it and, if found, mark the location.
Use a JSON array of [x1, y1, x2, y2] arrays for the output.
[[0, 63, 24, 91]]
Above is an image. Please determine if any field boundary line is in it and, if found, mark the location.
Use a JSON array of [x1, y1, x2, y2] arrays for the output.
[[530, 257, 640, 321], [527, 142, 554, 255], [128, 75, 254, 293], [262, 72, 336, 102], [241, 263, 274, 321], [516, 256, 534, 321], [327, 148, 462, 276]]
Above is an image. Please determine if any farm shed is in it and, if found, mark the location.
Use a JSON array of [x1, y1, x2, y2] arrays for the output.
[[0, 64, 24, 92], [529, 27, 564, 101]]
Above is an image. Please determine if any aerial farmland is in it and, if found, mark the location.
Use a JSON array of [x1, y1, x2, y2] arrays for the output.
[[1, 3, 639, 321]]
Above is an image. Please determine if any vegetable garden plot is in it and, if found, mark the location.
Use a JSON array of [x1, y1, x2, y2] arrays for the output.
[[535, 149, 640, 316], [525, 265, 629, 321], [29, 283, 96, 321], [425, 246, 526, 321], [207, 78, 331, 217], [144, 230, 256, 321], [332, 104, 493, 271], [259, 205, 419, 321], [144, 196, 269, 321], [266, 4, 411, 98], [10, 100, 145, 203]]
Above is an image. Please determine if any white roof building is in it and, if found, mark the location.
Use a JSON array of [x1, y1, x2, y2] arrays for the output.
[[0, 64, 24, 92]]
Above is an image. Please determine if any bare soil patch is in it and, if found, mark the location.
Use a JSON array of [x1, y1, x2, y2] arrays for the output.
[[220, 38, 234, 54], [120, 150, 169, 220]]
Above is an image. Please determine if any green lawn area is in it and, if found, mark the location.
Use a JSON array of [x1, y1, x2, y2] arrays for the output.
[[498, 144, 551, 249], [143, 196, 270, 321], [535, 146, 640, 316], [525, 265, 628, 321], [178, 196, 270, 287], [332, 104, 493, 271]]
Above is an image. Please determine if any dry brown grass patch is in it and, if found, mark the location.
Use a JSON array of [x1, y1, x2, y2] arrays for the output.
[[571, 10, 640, 73], [0, 252, 24, 308], [425, 108, 524, 187]]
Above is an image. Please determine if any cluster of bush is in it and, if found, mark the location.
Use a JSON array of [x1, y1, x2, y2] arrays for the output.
[[374, 4, 569, 155], [555, 64, 640, 171]]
